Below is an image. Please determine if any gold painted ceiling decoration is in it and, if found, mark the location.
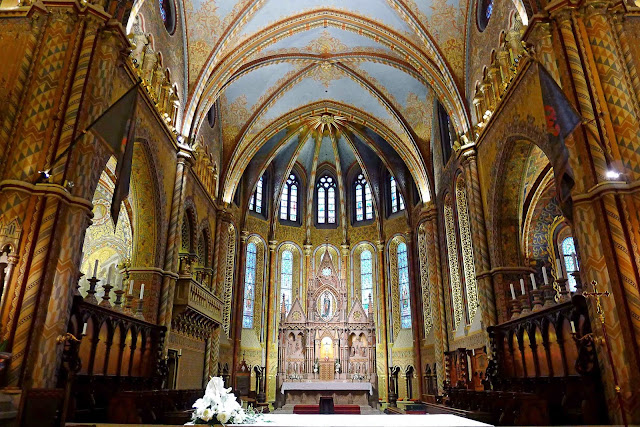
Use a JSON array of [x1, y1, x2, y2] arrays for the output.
[[306, 114, 347, 135], [145, 1, 473, 205]]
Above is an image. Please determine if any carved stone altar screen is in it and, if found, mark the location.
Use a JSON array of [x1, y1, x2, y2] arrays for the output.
[[276, 247, 377, 403]]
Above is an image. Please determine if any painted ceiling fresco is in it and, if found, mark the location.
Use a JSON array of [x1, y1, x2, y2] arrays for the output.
[[176, 0, 472, 204]]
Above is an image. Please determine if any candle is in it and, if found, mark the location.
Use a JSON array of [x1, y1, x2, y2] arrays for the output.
[[510, 283, 516, 300], [178, 348, 182, 356], [570, 321, 576, 334], [262, 348, 266, 366], [556, 258, 564, 279], [520, 278, 526, 295], [139, 283, 144, 299], [542, 266, 549, 285], [93, 259, 99, 278], [530, 273, 537, 290], [129, 279, 134, 295], [106, 265, 113, 285], [117, 274, 123, 290], [82, 322, 87, 335]]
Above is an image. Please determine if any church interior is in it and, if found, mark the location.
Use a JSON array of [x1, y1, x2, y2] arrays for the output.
[[1, 0, 640, 425]]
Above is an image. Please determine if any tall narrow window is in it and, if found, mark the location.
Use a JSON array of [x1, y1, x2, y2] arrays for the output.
[[390, 176, 405, 213], [438, 102, 453, 164], [398, 242, 411, 328], [361, 250, 373, 310], [354, 174, 373, 222], [317, 175, 337, 224], [281, 250, 293, 313], [243, 243, 257, 328], [280, 174, 299, 222], [249, 175, 264, 214], [562, 236, 578, 291]]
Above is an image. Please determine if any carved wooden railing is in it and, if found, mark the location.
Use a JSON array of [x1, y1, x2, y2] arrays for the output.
[[474, 295, 608, 425], [63, 295, 167, 422]]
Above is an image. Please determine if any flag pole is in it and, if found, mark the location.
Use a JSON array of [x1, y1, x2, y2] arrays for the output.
[[38, 79, 142, 183]]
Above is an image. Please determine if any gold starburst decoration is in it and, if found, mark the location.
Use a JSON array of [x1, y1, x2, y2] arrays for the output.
[[306, 114, 347, 134]]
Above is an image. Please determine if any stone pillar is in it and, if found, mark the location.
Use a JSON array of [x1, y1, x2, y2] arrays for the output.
[[375, 240, 389, 401], [421, 205, 447, 394], [460, 148, 496, 331], [341, 243, 350, 309], [265, 240, 278, 402], [549, 3, 640, 421], [159, 148, 193, 343], [232, 231, 250, 381], [303, 244, 312, 311], [0, 2, 130, 390], [406, 231, 424, 397]]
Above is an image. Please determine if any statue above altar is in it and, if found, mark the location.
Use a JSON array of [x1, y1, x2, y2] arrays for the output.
[[275, 246, 377, 407]]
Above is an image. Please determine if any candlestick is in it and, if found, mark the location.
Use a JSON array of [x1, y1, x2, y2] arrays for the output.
[[530, 273, 537, 290], [519, 293, 532, 316], [531, 288, 544, 312], [510, 298, 522, 319], [520, 278, 526, 295], [93, 259, 99, 278], [139, 283, 144, 300], [85, 276, 100, 305], [542, 266, 549, 285], [113, 288, 125, 312], [134, 297, 145, 321], [555, 258, 564, 279], [99, 280, 113, 308], [510, 283, 516, 300], [82, 322, 87, 335], [106, 264, 113, 285]]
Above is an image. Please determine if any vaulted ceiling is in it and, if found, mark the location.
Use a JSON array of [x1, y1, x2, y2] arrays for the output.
[[179, 0, 472, 205]]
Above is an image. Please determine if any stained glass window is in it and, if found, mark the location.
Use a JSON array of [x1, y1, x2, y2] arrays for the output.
[[361, 250, 373, 310], [398, 242, 411, 328], [354, 174, 373, 222], [243, 243, 257, 328], [281, 250, 293, 313], [390, 176, 405, 213], [478, 0, 493, 31], [562, 236, 578, 291], [280, 174, 299, 222], [158, 0, 175, 34], [317, 175, 337, 224], [249, 175, 264, 214], [485, 0, 493, 20]]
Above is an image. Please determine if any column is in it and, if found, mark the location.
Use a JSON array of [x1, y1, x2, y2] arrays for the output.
[[549, 3, 640, 422], [0, 3, 128, 389], [232, 230, 250, 381], [159, 148, 193, 342], [421, 205, 447, 394], [264, 240, 278, 402], [460, 148, 496, 333], [406, 230, 424, 397], [341, 243, 350, 309], [375, 240, 389, 401], [303, 243, 312, 311]]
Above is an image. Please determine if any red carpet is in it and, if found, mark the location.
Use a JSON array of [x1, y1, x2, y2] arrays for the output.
[[293, 404, 361, 414]]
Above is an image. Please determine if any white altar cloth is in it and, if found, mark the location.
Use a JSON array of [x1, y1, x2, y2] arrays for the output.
[[236, 413, 491, 426], [281, 381, 373, 395]]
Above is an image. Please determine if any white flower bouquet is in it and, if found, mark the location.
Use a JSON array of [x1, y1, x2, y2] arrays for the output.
[[190, 377, 261, 425]]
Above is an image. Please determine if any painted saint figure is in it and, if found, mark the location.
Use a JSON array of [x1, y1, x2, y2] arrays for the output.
[[323, 292, 331, 318]]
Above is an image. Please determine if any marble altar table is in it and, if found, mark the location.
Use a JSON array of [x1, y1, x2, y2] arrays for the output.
[[281, 381, 372, 405]]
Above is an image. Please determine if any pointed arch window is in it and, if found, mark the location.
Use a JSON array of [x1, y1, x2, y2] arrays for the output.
[[281, 250, 293, 313], [249, 175, 264, 214], [390, 176, 405, 213], [354, 174, 373, 222], [280, 174, 299, 222], [361, 250, 373, 310], [243, 243, 257, 328], [562, 236, 578, 291], [317, 175, 337, 224], [397, 242, 411, 328]]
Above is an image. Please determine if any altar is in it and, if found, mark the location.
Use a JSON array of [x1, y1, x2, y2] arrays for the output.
[[281, 381, 372, 406], [275, 247, 378, 408], [234, 414, 491, 426]]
